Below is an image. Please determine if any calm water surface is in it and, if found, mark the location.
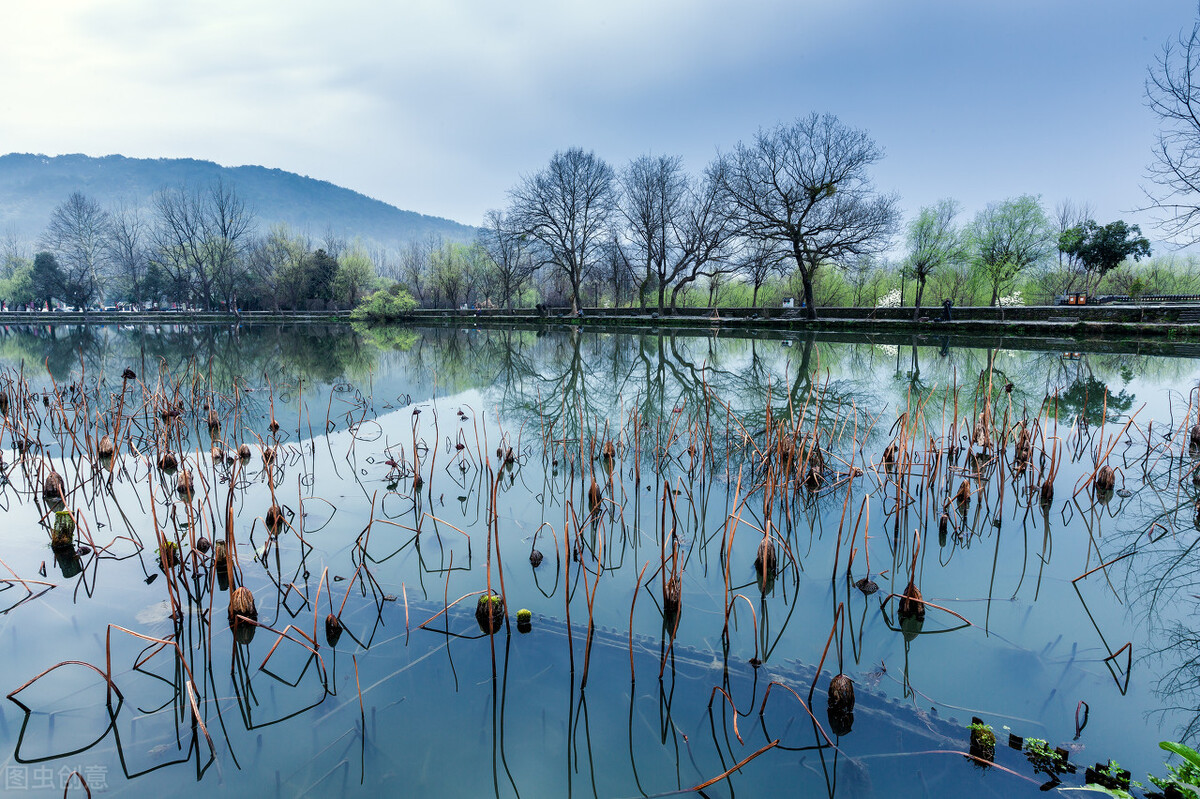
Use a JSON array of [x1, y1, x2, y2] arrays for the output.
[[0, 321, 1196, 797]]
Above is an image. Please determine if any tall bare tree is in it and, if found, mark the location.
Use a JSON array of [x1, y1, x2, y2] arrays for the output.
[[107, 203, 152, 306], [398, 234, 439, 306], [509, 148, 617, 313], [151, 179, 253, 309], [478, 209, 538, 310], [618, 155, 735, 312], [722, 113, 899, 319], [43, 192, 110, 309], [1147, 15, 1200, 243]]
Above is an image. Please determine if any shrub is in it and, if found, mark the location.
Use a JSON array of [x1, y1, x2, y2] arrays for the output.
[[350, 284, 418, 322]]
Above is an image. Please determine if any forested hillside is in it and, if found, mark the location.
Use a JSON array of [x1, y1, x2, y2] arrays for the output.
[[0, 153, 475, 246]]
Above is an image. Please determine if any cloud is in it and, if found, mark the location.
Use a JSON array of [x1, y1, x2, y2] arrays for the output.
[[0, 0, 1193, 233]]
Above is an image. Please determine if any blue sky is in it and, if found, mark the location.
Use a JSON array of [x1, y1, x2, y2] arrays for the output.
[[0, 0, 1196, 245]]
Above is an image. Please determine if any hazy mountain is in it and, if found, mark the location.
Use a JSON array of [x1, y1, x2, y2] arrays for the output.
[[0, 153, 476, 247]]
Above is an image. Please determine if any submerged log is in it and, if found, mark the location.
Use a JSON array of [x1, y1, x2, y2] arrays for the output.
[[50, 510, 75, 550]]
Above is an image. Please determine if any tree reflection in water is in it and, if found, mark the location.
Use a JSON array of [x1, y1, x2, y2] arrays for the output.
[[0, 322, 1197, 797]]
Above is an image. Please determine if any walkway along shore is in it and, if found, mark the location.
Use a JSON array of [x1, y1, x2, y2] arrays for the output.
[[5, 304, 1200, 349]]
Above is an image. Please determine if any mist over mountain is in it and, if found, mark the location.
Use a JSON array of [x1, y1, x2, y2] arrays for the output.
[[0, 153, 476, 247]]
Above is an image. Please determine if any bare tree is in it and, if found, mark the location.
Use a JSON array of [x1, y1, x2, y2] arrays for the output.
[[1, 227, 29, 280], [509, 148, 617, 313], [399, 234, 438, 306], [734, 238, 789, 307], [478, 209, 538, 310], [620, 154, 686, 310], [666, 161, 737, 309], [206, 179, 254, 309], [618, 155, 735, 312], [600, 237, 636, 307], [1053, 198, 1095, 269], [246, 224, 310, 310], [43, 192, 110, 309], [107, 203, 152, 306], [723, 113, 899, 319], [904, 198, 969, 320], [151, 179, 253, 309], [1147, 16, 1200, 243]]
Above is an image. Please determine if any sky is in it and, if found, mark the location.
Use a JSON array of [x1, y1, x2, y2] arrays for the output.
[[1, 0, 1197, 248]]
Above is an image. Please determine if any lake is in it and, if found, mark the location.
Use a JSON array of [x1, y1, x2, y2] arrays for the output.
[[0, 320, 1195, 797]]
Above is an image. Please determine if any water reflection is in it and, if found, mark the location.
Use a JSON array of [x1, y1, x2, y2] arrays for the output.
[[0, 322, 1195, 798]]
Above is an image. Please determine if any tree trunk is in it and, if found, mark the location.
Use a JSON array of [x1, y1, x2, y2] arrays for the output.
[[802, 271, 817, 320], [912, 276, 926, 322], [989, 284, 999, 307]]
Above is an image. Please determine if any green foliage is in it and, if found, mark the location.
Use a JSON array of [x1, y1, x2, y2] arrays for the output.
[[352, 323, 419, 351], [350, 283, 418, 321], [905, 199, 968, 311], [1059, 219, 1152, 287], [31, 251, 63, 308], [305, 248, 339, 302], [1090, 255, 1200, 299], [333, 243, 379, 305], [969, 195, 1053, 305], [0, 261, 34, 307], [1149, 741, 1200, 799], [1023, 737, 1064, 776]]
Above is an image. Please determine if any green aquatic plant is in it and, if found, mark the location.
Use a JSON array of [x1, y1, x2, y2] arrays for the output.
[[1024, 737, 1063, 776], [1147, 741, 1200, 799]]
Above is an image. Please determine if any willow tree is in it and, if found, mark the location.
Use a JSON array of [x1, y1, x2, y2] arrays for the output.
[[905, 199, 968, 320], [969, 195, 1053, 306], [722, 113, 899, 319]]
